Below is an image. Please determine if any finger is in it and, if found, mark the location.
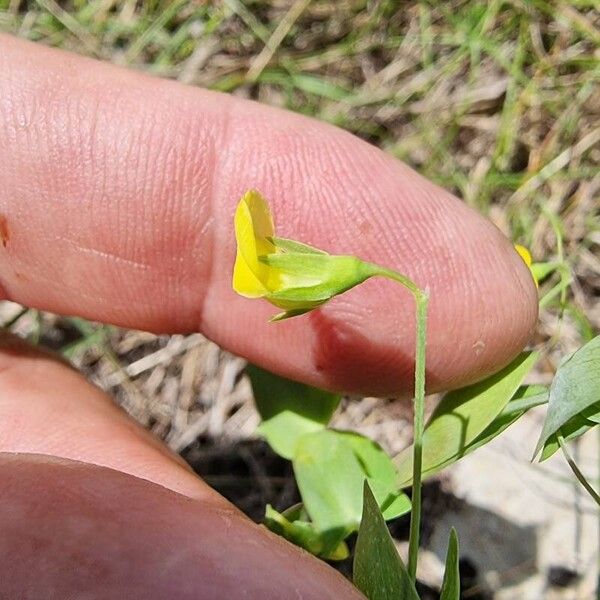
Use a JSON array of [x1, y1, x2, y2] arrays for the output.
[[0, 332, 221, 503], [0, 334, 360, 597], [0, 454, 363, 599], [0, 35, 537, 395]]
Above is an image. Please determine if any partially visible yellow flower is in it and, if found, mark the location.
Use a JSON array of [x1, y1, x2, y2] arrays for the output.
[[514, 244, 538, 287], [233, 190, 280, 299], [514, 244, 532, 267], [233, 190, 374, 320]]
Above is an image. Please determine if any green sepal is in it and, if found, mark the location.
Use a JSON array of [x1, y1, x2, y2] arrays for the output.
[[260, 253, 373, 305], [270, 236, 328, 255], [269, 307, 315, 321], [530, 261, 560, 283]]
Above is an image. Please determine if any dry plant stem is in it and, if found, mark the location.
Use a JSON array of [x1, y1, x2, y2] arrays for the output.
[[373, 266, 428, 583], [558, 433, 600, 507]]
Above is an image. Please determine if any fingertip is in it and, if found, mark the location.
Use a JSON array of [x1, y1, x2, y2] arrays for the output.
[[205, 132, 538, 395]]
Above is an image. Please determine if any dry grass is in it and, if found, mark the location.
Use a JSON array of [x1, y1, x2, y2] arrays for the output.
[[0, 0, 599, 538]]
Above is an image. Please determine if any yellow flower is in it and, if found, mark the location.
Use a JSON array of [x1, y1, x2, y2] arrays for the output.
[[233, 190, 281, 299], [233, 190, 374, 320], [514, 244, 538, 287], [514, 244, 532, 267]]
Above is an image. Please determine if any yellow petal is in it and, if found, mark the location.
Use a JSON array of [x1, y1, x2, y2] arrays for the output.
[[244, 190, 275, 250], [234, 191, 274, 288], [514, 244, 532, 267], [233, 250, 268, 298], [514, 244, 538, 288]]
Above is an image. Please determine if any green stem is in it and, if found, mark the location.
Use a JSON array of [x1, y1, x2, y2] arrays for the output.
[[407, 292, 428, 581], [371, 264, 428, 583], [369, 265, 422, 297], [558, 433, 600, 507]]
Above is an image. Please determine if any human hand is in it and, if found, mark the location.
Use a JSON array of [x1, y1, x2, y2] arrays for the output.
[[0, 35, 537, 598]]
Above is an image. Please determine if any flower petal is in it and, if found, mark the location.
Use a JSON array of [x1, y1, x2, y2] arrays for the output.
[[240, 190, 277, 256], [514, 244, 538, 287], [514, 244, 532, 267], [234, 190, 277, 290], [233, 250, 268, 298]]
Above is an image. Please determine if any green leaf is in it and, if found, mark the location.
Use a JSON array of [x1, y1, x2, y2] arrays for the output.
[[293, 430, 410, 537], [497, 386, 549, 417], [257, 70, 351, 101], [289, 73, 351, 101], [353, 482, 419, 600], [439, 529, 460, 600], [396, 352, 538, 487], [337, 432, 411, 520], [461, 385, 547, 455], [293, 430, 366, 535], [246, 365, 340, 460], [269, 307, 313, 322], [535, 336, 600, 459], [540, 400, 600, 461], [423, 385, 548, 476], [264, 505, 349, 560], [586, 409, 600, 424]]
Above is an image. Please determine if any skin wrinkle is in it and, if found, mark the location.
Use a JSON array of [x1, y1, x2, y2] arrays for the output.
[[57, 237, 152, 271], [311, 134, 382, 250], [431, 214, 478, 378], [324, 142, 400, 253], [197, 93, 233, 333], [147, 124, 180, 322], [426, 194, 516, 380], [180, 102, 226, 333], [73, 72, 210, 326], [303, 138, 353, 230], [445, 254, 487, 377], [119, 79, 211, 325]]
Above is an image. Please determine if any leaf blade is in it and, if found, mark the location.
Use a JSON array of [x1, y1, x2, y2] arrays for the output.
[[439, 529, 460, 600], [535, 336, 600, 458], [247, 365, 340, 459], [337, 431, 411, 520], [293, 430, 365, 534], [353, 481, 419, 600], [396, 352, 537, 486]]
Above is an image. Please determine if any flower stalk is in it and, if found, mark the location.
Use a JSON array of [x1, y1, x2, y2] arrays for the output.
[[232, 189, 429, 583], [371, 266, 428, 582]]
